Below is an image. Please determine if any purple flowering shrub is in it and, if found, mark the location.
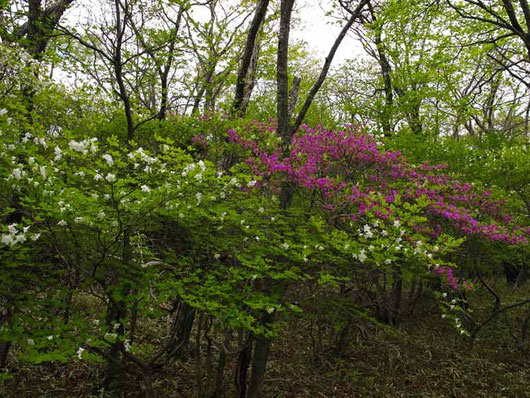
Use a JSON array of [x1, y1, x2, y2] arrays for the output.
[[229, 121, 527, 246]]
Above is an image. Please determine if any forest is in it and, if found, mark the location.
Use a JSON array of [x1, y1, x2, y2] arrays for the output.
[[0, 0, 529, 396]]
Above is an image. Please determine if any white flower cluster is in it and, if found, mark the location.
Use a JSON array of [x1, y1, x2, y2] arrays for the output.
[[128, 147, 157, 166], [102, 154, 114, 166], [352, 248, 367, 263], [68, 138, 98, 155], [181, 160, 206, 182], [1, 223, 40, 247]]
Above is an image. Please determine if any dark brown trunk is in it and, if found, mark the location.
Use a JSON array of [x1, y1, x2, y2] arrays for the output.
[[235, 333, 252, 398], [247, 327, 272, 398], [389, 266, 402, 324], [232, 0, 270, 116], [166, 301, 196, 360], [276, 0, 295, 144]]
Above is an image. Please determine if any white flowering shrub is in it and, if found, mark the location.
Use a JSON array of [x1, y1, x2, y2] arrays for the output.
[[0, 109, 315, 377]]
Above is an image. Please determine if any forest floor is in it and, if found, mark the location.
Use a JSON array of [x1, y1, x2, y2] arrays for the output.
[[1, 282, 529, 398]]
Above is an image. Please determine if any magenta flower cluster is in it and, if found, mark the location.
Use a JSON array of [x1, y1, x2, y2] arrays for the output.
[[228, 121, 528, 245], [433, 266, 472, 291]]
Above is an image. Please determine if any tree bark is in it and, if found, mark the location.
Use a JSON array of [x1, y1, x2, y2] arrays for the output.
[[276, 0, 296, 144], [232, 0, 270, 116]]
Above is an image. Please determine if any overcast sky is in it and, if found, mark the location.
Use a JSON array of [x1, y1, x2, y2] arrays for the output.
[[291, 0, 365, 65]]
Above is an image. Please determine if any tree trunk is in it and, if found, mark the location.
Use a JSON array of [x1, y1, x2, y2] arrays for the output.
[[232, 0, 270, 116], [276, 0, 296, 144]]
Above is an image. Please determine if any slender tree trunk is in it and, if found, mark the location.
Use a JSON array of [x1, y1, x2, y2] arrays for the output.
[[235, 333, 252, 398], [212, 328, 232, 397], [247, 319, 273, 398], [276, 0, 295, 144], [389, 266, 403, 324], [232, 0, 270, 116], [240, 40, 261, 114]]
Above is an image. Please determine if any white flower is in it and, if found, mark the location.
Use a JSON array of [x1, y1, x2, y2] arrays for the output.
[[124, 339, 131, 352], [198, 160, 206, 171], [57, 220, 67, 227], [102, 154, 114, 166], [384, 259, 392, 265], [97, 211, 106, 219], [47, 335, 53, 340], [12, 168, 22, 180], [105, 173, 116, 183], [1, 234, 14, 246], [394, 220, 400, 228], [0, 108, 7, 116], [54, 146, 62, 161], [140, 185, 150, 193], [266, 307, 275, 314], [28, 157, 35, 165], [247, 180, 257, 187], [74, 171, 85, 177], [358, 249, 367, 263], [94, 173, 103, 181], [8, 224, 17, 235], [69, 140, 87, 153], [281, 242, 290, 250], [77, 347, 85, 359], [74, 217, 84, 223], [196, 192, 202, 205], [27, 339, 35, 346], [214, 253, 220, 259], [31, 233, 41, 241]]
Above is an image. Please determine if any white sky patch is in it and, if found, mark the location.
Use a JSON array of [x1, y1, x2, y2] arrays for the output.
[[291, 0, 365, 65]]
